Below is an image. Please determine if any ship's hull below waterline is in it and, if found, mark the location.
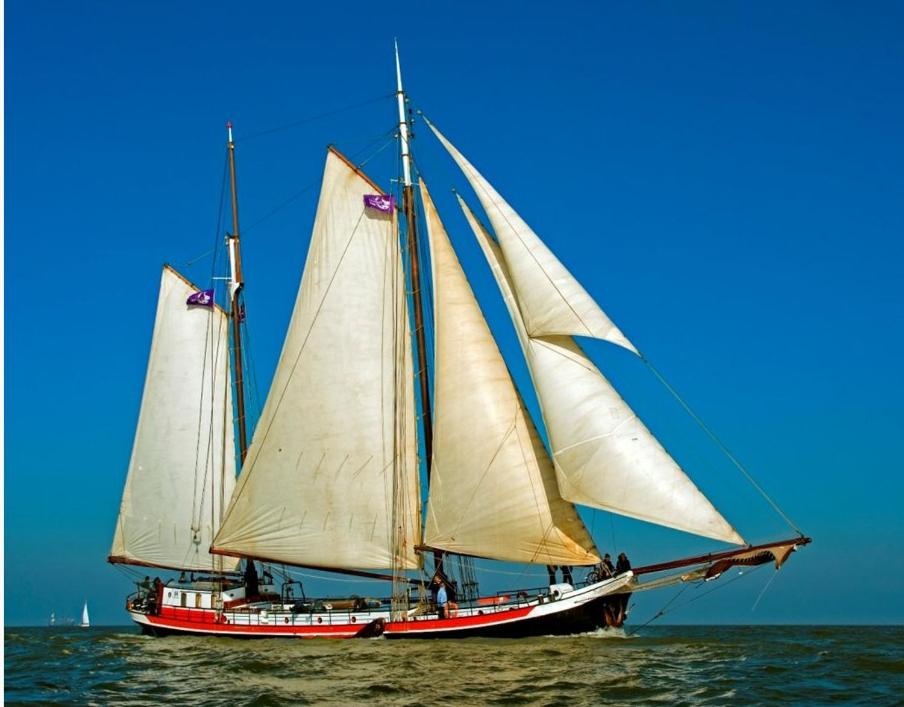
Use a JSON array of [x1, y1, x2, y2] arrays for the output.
[[128, 575, 634, 639]]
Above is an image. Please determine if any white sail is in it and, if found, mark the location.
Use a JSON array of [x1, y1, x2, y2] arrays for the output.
[[428, 121, 637, 352], [459, 197, 744, 545], [81, 602, 90, 628], [421, 181, 599, 565], [212, 148, 421, 571], [110, 266, 239, 571]]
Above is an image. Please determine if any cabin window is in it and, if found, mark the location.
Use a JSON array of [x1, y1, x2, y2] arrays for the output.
[[180, 592, 187, 608], [195, 593, 203, 608]]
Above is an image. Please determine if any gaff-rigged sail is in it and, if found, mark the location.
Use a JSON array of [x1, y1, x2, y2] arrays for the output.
[[212, 148, 421, 571], [421, 180, 599, 565], [110, 266, 239, 572], [457, 197, 744, 546]]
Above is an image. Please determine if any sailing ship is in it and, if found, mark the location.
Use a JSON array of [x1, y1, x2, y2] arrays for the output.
[[108, 46, 809, 638], [80, 602, 90, 628]]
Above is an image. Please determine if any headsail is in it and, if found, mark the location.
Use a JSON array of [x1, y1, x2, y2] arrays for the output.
[[212, 148, 421, 571], [110, 266, 239, 571], [421, 181, 599, 565], [458, 197, 744, 545], [427, 120, 636, 352]]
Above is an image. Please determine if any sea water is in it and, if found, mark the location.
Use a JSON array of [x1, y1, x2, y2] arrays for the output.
[[5, 625, 902, 705]]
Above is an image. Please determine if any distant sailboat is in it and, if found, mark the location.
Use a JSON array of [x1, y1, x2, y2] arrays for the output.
[[80, 602, 90, 628], [49, 611, 56, 627]]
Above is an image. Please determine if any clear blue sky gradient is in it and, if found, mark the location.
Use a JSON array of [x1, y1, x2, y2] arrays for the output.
[[6, 1, 903, 625]]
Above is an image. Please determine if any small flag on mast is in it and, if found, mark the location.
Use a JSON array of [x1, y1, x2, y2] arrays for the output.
[[186, 289, 214, 307], [363, 194, 395, 213]]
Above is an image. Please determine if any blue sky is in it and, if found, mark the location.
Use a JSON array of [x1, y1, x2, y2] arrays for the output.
[[6, 1, 903, 626]]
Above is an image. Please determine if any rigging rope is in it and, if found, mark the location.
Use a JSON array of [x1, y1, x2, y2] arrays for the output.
[[751, 569, 779, 612], [180, 153, 228, 271], [634, 565, 768, 633], [236, 94, 394, 142], [239, 316, 264, 432], [627, 584, 690, 636], [630, 564, 768, 636], [241, 128, 396, 235], [641, 356, 803, 537], [357, 133, 397, 168]]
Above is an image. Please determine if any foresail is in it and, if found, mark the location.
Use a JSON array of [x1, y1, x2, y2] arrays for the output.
[[459, 197, 745, 546], [427, 120, 637, 353], [421, 181, 599, 566], [110, 266, 239, 572], [212, 148, 421, 571]]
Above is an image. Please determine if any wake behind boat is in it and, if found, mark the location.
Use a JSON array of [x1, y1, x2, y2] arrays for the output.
[[109, 44, 809, 639]]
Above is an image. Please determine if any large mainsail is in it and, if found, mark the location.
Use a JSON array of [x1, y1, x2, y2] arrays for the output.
[[457, 196, 744, 545], [110, 266, 239, 571], [421, 181, 599, 565], [212, 148, 421, 570]]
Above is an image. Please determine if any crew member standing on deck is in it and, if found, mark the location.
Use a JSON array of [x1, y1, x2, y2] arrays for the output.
[[436, 578, 449, 619], [616, 552, 632, 575], [430, 575, 440, 610]]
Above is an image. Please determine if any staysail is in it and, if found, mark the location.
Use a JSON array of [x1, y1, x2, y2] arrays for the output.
[[421, 180, 599, 565], [110, 266, 239, 571], [427, 120, 636, 352], [212, 148, 421, 570], [457, 196, 744, 545]]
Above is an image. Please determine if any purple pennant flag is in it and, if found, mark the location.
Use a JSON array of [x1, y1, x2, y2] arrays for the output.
[[186, 289, 214, 307], [363, 194, 395, 213]]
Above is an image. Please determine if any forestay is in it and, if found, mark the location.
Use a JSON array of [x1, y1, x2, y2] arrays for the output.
[[110, 266, 239, 571], [421, 181, 599, 565], [458, 198, 744, 545], [212, 148, 421, 570]]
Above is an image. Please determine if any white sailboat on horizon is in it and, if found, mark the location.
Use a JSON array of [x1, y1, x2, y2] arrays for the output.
[[80, 602, 90, 628]]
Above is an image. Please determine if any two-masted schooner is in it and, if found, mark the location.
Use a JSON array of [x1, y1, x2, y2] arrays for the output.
[[108, 46, 809, 638]]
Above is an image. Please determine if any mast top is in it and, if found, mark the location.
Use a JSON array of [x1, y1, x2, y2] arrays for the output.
[[394, 40, 412, 188], [394, 39, 404, 94], [227, 121, 234, 144]]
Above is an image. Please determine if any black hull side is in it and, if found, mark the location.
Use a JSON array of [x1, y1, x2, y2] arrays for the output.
[[386, 594, 621, 640]]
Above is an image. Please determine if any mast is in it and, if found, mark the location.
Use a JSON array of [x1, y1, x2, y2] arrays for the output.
[[395, 45, 433, 478], [395, 41, 442, 575], [226, 121, 249, 463]]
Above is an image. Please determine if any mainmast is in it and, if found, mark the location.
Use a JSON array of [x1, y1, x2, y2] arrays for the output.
[[395, 42, 446, 581], [226, 121, 249, 463], [395, 42, 433, 476]]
